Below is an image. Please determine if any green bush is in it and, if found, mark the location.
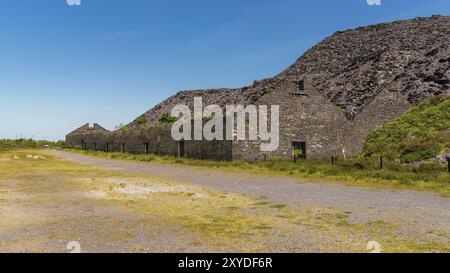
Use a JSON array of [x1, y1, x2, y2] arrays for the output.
[[159, 113, 178, 124], [0, 139, 64, 151]]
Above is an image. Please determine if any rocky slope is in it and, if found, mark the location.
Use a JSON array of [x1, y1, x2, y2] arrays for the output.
[[279, 15, 450, 118], [130, 15, 450, 127]]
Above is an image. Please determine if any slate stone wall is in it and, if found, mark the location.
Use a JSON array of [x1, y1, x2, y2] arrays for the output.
[[66, 123, 233, 161], [231, 81, 412, 160], [231, 78, 348, 160]]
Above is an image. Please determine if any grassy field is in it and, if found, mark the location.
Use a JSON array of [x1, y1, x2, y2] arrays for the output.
[[0, 149, 448, 252], [66, 149, 450, 197]]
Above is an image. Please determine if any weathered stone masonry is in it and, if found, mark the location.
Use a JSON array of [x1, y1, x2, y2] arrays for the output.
[[66, 122, 233, 161]]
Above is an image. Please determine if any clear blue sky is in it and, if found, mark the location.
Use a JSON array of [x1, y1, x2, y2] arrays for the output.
[[1, 0, 449, 140]]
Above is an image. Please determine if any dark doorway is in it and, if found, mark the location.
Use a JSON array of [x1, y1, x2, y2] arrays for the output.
[[94, 143, 97, 151], [122, 143, 126, 153], [179, 141, 185, 158], [106, 143, 110, 153], [292, 142, 306, 159], [144, 143, 149, 155], [298, 79, 305, 91]]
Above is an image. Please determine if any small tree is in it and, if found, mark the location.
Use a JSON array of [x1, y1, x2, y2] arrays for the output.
[[136, 116, 148, 128]]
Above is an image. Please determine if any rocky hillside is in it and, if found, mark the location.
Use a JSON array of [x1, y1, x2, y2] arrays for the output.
[[130, 78, 285, 126], [130, 15, 450, 127]]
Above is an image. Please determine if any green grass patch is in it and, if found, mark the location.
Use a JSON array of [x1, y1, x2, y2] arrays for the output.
[[363, 94, 450, 163], [270, 204, 287, 209]]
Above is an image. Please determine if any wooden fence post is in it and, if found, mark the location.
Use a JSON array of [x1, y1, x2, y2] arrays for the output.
[[446, 156, 450, 173]]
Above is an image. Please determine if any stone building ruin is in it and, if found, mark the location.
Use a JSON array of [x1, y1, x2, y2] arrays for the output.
[[66, 16, 450, 161]]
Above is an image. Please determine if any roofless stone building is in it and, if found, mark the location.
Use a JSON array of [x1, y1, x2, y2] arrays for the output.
[[66, 16, 450, 161]]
